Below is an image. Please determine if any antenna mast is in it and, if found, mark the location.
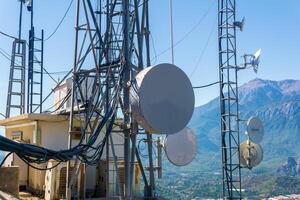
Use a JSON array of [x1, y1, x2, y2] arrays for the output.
[[66, 0, 155, 198], [218, 0, 242, 199], [27, 0, 44, 113]]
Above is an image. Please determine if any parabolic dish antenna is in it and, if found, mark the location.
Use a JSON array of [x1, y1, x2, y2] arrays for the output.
[[246, 116, 264, 143], [240, 140, 263, 169], [250, 48, 262, 68], [130, 63, 195, 134], [164, 127, 197, 166]]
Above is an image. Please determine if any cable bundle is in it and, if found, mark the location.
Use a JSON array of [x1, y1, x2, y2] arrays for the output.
[[0, 63, 124, 169]]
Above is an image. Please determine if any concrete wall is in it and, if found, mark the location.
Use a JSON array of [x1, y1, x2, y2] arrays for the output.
[[4, 125, 34, 187], [39, 121, 69, 150], [0, 166, 19, 197], [3, 118, 127, 197]]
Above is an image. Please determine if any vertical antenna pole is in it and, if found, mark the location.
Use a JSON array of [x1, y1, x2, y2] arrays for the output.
[[18, 0, 23, 42], [144, 1, 155, 196], [122, 0, 132, 198], [17, 0, 23, 61], [169, 0, 174, 64], [157, 137, 162, 179], [66, 0, 80, 199], [40, 30, 44, 113]]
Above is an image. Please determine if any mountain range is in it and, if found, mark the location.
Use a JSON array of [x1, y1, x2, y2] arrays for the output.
[[188, 78, 300, 172]]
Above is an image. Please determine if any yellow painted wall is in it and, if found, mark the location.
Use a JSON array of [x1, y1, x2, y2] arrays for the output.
[[3, 117, 132, 196], [5, 125, 35, 186]]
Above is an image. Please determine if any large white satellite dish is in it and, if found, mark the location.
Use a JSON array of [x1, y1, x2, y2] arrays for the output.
[[240, 140, 263, 169], [130, 63, 195, 134], [246, 116, 264, 143], [164, 127, 197, 166]]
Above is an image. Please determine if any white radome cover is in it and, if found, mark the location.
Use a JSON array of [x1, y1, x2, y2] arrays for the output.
[[130, 63, 195, 134], [246, 116, 264, 143], [240, 140, 263, 168], [164, 127, 197, 166]]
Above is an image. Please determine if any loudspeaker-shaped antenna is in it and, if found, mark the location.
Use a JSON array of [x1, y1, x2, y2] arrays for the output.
[[234, 17, 245, 31]]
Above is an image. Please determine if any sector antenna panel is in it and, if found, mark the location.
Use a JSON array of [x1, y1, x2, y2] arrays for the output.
[[164, 127, 197, 166], [130, 63, 195, 134]]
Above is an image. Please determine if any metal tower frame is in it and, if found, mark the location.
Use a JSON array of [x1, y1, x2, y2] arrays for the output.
[[66, 0, 156, 199], [6, 0, 26, 118], [218, 0, 242, 199], [27, 0, 44, 113], [6, 39, 26, 117], [27, 28, 44, 113]]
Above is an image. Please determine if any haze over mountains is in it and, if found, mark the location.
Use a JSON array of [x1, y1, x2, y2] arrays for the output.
[[188, 78, 300, 172]]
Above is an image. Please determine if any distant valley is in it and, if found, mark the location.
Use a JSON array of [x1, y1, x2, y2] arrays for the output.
[[189, 78, 300, 172], [158, 78, 300, 199]]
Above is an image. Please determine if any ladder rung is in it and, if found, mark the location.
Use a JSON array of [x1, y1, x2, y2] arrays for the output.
[[9, 105, 22, 108], [12, 79, 22, 82], [10, 92, 22, 95], [33, 48, 42, 52], [14, 53, 25, 57], [13, 67, 25, 70]]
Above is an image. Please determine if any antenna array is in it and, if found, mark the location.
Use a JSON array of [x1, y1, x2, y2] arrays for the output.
[[66, 0, 156, 198]]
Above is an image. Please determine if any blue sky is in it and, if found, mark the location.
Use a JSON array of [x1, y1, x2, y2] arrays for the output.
[[0, 0, 299, 111]]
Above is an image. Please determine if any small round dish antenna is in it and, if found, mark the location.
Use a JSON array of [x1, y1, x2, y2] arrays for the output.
[[164, 127, 197, 166], [246, 116, 264, 143], [240, 140, 263, 169], [130, 63, 195, 134], [250, 49, 261, 73]]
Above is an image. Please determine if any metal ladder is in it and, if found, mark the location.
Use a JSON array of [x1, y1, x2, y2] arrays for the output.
[[6, 39, 26, 118], [106, 132, 125, 196], [27, 28, 44, 113]]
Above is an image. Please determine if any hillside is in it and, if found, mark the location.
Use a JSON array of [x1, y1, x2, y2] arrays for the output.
[[157, 79, 300, 199], [188, 78, 300, 172]]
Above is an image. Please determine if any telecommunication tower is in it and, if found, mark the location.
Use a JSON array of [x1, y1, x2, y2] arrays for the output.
[[6, 0, 27, 117], [6, 0, 44, 117], [66, 0, 156, 199], [218, 0, 242, 199], [27, 0, 44, 113]]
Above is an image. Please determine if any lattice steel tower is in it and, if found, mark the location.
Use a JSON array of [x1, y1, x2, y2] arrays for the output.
[[6, 0, 26, 117], [218, 0, 242, 199], [66, 0, 155, 199], [27, 0, 44, 113]]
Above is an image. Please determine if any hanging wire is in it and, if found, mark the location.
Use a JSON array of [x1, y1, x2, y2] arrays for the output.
[[189, 17, 217, 77], [44, 0, 74, 41], [0, 47, 12, 62], [150, 33, 158, 64], [0, 31, 17, 40], [151, 0, 215, 61], [0, 152, 12, 167], [0, 45, 69, 81], [0, 61, 125, 167], [193, 81, 220, 89]]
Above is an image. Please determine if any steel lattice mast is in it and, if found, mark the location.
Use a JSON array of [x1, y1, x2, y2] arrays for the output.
[[218, 0, 242, 199], [66, 0, 155, 199]]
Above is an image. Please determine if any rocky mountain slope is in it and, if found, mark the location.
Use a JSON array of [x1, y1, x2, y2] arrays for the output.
[[188, 79, 300, 172]]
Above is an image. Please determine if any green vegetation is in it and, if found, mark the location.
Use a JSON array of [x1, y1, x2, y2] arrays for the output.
[[156, 172, 300, 199]]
